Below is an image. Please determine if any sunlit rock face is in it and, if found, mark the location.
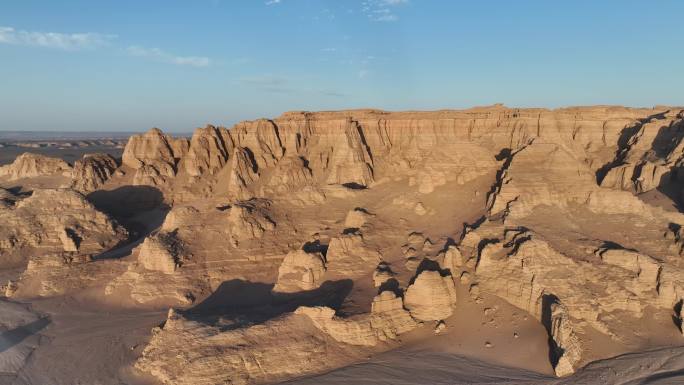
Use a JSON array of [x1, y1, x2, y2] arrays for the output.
[[71, 153, 118, 192], [0, 188, 127, 267], [0, 153, 72, 180], [6, 106, 684, 384]]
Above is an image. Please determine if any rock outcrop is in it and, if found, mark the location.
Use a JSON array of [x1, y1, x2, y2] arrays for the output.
[[343, 208, 373, 229], [70, 153, 118, 192], [466, 218, 684, 376], [487, 144, 598, 217], [372, 262, 395, 287], [296, 301, 418, 345], [0, 153, 72, 180], [135, 308, 365, 385], [161, 205, 201, 232], [323, 119, 374, 187], [224, 147, 260, 200], [295, 306, 377, 346], [370, 291, 418, 339], [116, 106, 680, 208], [122, 128, 184, 186], [598, 110, 684, 194], [598, 248, 661, 285], [138, 232, 184, 274], [181, 125, 231, 177], [0, 188, 127, 267], [326, 232, 382, 276], [226, 200, 276, 246], [9, 106, 684, 384], [260, 155, 313, 195], [122, 128, 177, 170], [403, 270, 457, 321], [272, 250, 326, 293], [108, 106, 684, 382], [0, 189, 128, 298]]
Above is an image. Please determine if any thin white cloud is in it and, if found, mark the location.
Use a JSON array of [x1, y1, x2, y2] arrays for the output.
[[374, 12, 398, 22], [265, 0, 282, 5], [127, 45, 210, 68], [0, 26, 115, 50], [361, 0, 407, 22]]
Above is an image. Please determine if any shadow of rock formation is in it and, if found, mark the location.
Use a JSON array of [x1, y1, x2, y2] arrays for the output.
[[87, 185, 165, 219], [182, 279, 354, 328], [0, 316, 50, 353], [88, 186, 168, 260]]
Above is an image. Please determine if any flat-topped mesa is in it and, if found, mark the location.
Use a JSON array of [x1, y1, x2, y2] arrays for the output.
[[270, 106, 664, 171], [274, 105, 659, 121], [0, 153, 72, 181], [119, 106, 679, 201]]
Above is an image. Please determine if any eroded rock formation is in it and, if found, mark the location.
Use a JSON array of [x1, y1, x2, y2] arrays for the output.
[[5, 106, 684, 383], [0, 188, 127, 267], [122, 128, 186, 186], [135, 308, 365, 385], [599, 110, 684, 194], [71, 153, 118, 192], [138, 232, 184, 274], [404, 270, 457, 321], [0, 153, 72, 180], [112, 106, 684, 380], [272, 250, 326, 293]]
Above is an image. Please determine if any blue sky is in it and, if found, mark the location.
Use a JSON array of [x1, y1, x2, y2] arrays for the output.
[[1, 0, 683, 132]]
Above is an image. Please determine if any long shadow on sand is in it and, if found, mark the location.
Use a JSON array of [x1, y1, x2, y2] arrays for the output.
[[182, 279, 353, 330], [0, 317, 50, 353], [87, 185, 165, 219]]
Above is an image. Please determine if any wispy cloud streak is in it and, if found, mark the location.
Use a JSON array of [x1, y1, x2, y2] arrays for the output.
[[361, 0, 408, 22], [0, 26, 115, 50], [127, 45, 211, 67]]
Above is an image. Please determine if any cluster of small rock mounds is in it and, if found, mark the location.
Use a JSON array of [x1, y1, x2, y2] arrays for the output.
[[3, 105, 684, 383]]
